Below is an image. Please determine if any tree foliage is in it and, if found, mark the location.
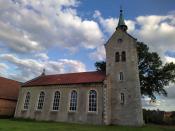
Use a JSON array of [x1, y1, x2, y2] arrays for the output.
[[95, 42, 175, 99]]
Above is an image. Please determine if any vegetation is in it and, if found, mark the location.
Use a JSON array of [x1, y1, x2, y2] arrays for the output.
[[0, 119, 175, 131], [143, 109, 175, 125], [95, 42, 175, 99]]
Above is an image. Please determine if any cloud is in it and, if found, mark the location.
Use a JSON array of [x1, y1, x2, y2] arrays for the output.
[[135, 14, 175, 58], [0, 0, 104, 54], [165, 56, 175, 63], [89, 45, 106, 61], [93, 10, 135, 35], [142, 84, 175, 111], [0, 54, 86, 82], [165, 84, 175, 99], [0, 63, 8, 76], [34, 53, 49, 60]]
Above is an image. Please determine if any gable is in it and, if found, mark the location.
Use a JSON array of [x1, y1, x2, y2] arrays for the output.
[[105, 28, 137, 48]]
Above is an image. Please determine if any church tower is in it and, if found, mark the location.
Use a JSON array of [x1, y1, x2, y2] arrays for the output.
[[104, 9, 143, 126]]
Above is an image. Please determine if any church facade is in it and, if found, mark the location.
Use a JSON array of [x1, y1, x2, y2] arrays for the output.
[[14, 9, 144, 126]]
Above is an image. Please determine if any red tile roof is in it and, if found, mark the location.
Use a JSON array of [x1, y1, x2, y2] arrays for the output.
[[22, 71, 106, 87], [0, 76, 20, 100]]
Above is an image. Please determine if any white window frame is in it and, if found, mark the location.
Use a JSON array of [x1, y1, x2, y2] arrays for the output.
[[23, 92, 30, 110], [69, 90, 78, 112], [36, 91, 45, 111], [52, 91, 61, 111], [88, 90, 97, 113]]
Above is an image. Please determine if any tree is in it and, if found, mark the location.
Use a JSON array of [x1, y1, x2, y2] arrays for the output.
[[95, 42, 175, 99]]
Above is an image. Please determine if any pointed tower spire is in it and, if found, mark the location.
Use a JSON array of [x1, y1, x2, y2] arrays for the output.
[[117, 7, 128, 31]]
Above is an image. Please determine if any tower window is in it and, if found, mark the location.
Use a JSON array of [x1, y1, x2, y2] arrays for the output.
[[121, 93, 125, 105], [69, 90, 77, 111], [23, 92, 30, 110], [117, 38, 123, 43], [121, 51, 126, 62], [119, 72, 124, 81], [115, 52, 120, 62], [37, 91, 45, 110]]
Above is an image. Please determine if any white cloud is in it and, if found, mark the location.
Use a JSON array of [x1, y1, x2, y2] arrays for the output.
[[135, 14, 175, 58], [89, 45, 106, 61], [35, 53, 49, 60], [0, 0, 104, 54], [0, 63, 8, 76], [165, 56, 175, 63], [93, 10, 135, 35], [0, 54, 86, 82]]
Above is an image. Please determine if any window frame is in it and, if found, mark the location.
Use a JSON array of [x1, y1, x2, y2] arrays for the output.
[[52, 91, 61, 111], [23, 92, 30, 110], [88, 89, 98, 113], [36, 91, 45, 111], [69, 90, 78, 112]]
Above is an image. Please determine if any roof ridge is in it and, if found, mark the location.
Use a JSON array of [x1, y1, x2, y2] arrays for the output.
[[0, 76, 21, 83], [43, 71, 104, 77]]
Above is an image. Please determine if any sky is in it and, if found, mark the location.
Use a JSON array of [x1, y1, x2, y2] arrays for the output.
[[0, 0, 175, 111]]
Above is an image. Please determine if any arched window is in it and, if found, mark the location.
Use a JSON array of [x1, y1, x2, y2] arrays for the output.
[[69, 90, 77, 111], [121, 93, 125, 104], [121, 51, 126, 62], [24, 92, 30, 110], [88, 90, 97, 112], [115, 52, 120, 62], [37, 91, 45, 110], [52, 91, 60, 111]]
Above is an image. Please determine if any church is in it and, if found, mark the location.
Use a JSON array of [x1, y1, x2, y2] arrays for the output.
[[14, 9, 144, 126]]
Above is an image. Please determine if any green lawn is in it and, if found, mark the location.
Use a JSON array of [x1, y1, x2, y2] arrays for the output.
[[0, 119, 174, 131]]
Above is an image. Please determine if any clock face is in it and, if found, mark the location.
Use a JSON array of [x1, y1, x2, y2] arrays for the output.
[[117, 38, 123, 43]]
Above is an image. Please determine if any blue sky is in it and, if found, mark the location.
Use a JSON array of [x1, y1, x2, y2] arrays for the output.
[[0, 0, 175, 111], [77, 0, 175, 18]]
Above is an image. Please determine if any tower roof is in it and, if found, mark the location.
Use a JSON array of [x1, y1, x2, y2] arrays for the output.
[[117, 8, 128, 31]]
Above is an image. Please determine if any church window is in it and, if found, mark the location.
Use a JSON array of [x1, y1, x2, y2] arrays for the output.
[[23, 92, 30, 110], [121, 51, 126, 61], [88, 90, 97, 112], [52, 91, 60, 111], [121, 93, 125, 104], [119, 72, 124, 81], [69, 90, 77, 111], [37, 91, 45, 110], [115, 52, 120, 62]]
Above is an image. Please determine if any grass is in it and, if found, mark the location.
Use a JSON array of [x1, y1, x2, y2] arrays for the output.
[[0, 119, 175, 131]]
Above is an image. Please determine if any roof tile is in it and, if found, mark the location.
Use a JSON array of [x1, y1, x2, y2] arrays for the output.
[[23, 71, 106, 87], [0, 77, 20, 100]]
